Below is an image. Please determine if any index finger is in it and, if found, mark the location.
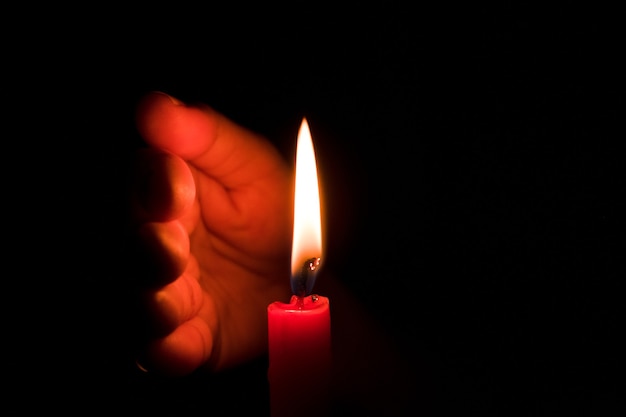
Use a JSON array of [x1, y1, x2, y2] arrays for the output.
[[135, 91, 288, 189]]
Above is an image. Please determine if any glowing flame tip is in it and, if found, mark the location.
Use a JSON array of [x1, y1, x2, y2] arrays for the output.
[[290, 118, 322, 295]]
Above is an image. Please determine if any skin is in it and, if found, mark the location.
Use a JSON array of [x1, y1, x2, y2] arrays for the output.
[[132, 91, 293, 375], [129, 91, 423, 415]]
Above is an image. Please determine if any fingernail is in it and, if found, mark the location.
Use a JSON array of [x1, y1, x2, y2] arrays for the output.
[[151, 91, 182, 105], [136, 358, 149, 373]]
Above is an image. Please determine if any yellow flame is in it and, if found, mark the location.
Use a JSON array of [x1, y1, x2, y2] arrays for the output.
[[291, 118, 322, 276]]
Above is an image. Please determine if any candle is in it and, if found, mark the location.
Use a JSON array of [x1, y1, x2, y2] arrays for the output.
[[267, 118, 332, 417]]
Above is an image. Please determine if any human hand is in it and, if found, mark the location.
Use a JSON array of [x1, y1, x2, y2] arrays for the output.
[[130, 91, 293, 376]]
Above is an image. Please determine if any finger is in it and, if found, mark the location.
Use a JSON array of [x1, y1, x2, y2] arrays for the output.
[[135, 91, 288, 189], [131, 147, 195, 223], [134, 220, 189, 287], [141, 256, 203, 336], [142, 316, 213, 377]]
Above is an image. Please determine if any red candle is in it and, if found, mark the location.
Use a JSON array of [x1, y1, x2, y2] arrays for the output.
[[267, 118, 331, 417], [267, 295, 331, 417]]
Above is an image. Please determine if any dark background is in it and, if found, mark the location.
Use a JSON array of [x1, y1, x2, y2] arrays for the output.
[[15, 4, 622, 416]]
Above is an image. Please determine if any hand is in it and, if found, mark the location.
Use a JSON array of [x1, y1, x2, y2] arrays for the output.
[[130, 91, 293, 375], [128, 92, 421, 415]]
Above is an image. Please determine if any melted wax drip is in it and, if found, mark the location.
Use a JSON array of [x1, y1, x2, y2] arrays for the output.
[[291, 257, 321, 297]]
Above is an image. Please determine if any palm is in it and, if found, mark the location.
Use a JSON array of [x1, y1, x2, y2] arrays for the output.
[[188, 160, 293, 370]]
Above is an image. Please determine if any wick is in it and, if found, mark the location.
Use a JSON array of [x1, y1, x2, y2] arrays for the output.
[[291, 257, 321, 297]]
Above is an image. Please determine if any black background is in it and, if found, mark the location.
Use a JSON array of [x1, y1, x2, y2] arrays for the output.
[[13, 4, 622, 416]]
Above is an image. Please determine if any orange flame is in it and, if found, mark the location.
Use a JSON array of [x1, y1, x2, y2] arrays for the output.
[[290, 118, 323, 294]]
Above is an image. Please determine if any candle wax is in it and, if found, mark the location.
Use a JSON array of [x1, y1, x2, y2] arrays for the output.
[[267, 294, 331, 417]]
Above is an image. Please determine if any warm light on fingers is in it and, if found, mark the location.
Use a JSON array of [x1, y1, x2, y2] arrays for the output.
[[146, 316, 213, 376], [147, 273, 204, 334]]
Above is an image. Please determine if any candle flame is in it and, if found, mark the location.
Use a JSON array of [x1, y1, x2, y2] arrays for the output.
[[291, 118, 322, 296]]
